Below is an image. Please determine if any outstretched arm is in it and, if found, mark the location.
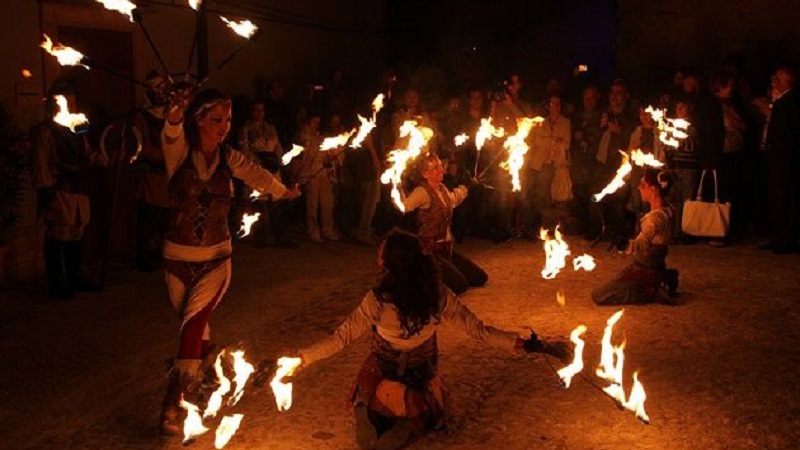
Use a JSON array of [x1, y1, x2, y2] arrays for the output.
[[227, 149, 297, 200], [440, 289, 519, 352]]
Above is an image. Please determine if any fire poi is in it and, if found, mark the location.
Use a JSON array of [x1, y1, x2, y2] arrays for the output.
[[499, 116, 544, 191], [270, 356, 302, 412], [238, 212, 261, 237], [52, 95, 89, 133], [380, 120, 434, 212]]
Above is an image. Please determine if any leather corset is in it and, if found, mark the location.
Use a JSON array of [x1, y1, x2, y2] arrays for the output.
[[417, 183, 452, 255], [166, 147, 233, 247]]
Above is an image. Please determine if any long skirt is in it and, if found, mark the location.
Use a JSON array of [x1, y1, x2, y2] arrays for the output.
[[350, 333, 445, 433]]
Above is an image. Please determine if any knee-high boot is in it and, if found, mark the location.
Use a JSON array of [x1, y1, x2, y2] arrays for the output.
[[44, 239, 70, 299]]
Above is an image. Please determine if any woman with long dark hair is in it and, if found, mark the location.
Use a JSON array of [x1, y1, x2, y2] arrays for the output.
[[298, 230, 569, 450], [592, 168, 679, 305], [158, 89, 300, 435]]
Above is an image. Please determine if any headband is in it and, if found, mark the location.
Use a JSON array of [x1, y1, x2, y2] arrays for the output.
[[193, 98, 232, 118]]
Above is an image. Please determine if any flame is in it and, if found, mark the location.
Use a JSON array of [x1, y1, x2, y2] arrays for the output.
[[595, 309, 650, 423], [180, 396, 210, 444], [214, 414, 244, 449], [320, 129, 355, 151], [379, 121, 434, 212], [454, 133, 469, 146], [539, 225, 570, 280], [475, 117, 505, 151], [220, 16, 258, 39], [40, 35, 87, 68], [52, 95, 89, 133], [95, 0, 136, 22], [203, 351, 232, 420], [21, 69, 33, 78], [629, 149, 664, 168], [572, 254, 596, 272], [270, 356, 302, 412], [238, 212, 261, 237], [281, 144, 305, 165], [556, 288, 566, 307], [557, 325, 587, 388], [188, 0, 202, 10], [646, 106, 690, 148], [350, 115, 376, 149], [249, 189, 261, 200], [499, 116, 543, 191], [592, 151, 632, 202], [372, 93, 385, 121], [227, 350, 255, 407]]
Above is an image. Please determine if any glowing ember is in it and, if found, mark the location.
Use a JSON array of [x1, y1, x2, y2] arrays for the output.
[[629, 148, 664, 168], [214, 414, 244, 449], [557, 325, 587, 388], [95, 0, 136, 22], [249, 189, 262, 200], [350, 115, 376, 149], [220, 16, 258, 39], [499, 116, 543, 191], [320, 129, 355, 151], [180, 396, 210, 444], [188, 0, 202, 10], [474, 117, 505, 151], [379, 121, 433, 212], [454, 133, 469, 146], [40, 35, 87, 68], [539, 226, 571, 280], [203, 351, 232, 420], [646, 106, 690, 148], [572, 254, 596, 272], [21, 69, 33, 78], [270, 356, 302, 412], [556, 288, 566, 307], [238, 212, 260, 237], [52, 95, 89, 133], [372, 93, 385, 121], [227, 350, 255, 407], [281, 144, 305, 165], [592, 151, 632, 202]]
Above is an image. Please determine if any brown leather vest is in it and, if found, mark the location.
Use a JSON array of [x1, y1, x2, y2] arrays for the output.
[[417, 183, 452, 255], [166, 147, 233, 247]]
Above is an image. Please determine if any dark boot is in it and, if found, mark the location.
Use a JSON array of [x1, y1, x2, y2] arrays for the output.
[[63, 241, 100, 292], [44, 239, 71, 299], [355, 404, 378, 449], [376, 418, 414, 450], [160, 359, 201, 436], [665, 269, 679, 297]]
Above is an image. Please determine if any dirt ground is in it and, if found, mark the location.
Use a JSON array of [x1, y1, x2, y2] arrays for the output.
[[1, 236, 799, 450]]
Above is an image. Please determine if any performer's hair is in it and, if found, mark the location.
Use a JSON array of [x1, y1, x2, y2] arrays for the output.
[[376, 229, 442, 338], [185, 88, 232, 149], [642, 168, 674, 198]]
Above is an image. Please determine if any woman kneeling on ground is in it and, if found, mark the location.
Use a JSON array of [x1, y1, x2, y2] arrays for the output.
[[592, 168, 679, 305], [296, 230, 570, 450]]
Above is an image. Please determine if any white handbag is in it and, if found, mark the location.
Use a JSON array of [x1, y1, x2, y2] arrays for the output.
[[681, 169, 731, 238]]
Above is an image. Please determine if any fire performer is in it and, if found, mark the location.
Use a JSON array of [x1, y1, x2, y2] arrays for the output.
[[296, 230, 570, 450], [30, 80, 107, 299], [158, 88, 300, 435], [401, 154, 484, 295], [592, 168, 679, 305]]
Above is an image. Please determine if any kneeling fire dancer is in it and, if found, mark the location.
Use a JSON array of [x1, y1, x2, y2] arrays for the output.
[[401, 154, 486, 295], [592, 168, 679, 305], [158, 88, 300, 435], [296, 230, 570, 450]]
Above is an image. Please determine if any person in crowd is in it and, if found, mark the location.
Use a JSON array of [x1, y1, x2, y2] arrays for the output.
[[400, 154, 485, 295], [571, 83, 604, 237], [264, 78, 296, 151], [157, 89, 300, 435], [297, 112, 342, 242], [297, 230, 570, 450], [343, 124, 383, 246], [238, 98, 298, 249], [592, 168, 679, 305], [131, 71, 171, 271], [526, 95, 572, 233], [627, 103, 667, 221], [30, 79, 108, 299], [666, 98, 699, 245], [762, 65, 799, 254]]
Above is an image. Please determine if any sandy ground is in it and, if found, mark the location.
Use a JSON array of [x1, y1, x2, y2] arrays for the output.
[[1, 236, 799, 450]]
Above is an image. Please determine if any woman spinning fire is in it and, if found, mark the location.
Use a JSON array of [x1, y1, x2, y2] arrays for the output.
[[158, 89, 300, 435], [592, 168, 679, 306], [296, 230, 570, 450]]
